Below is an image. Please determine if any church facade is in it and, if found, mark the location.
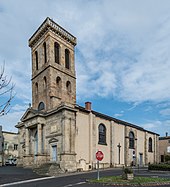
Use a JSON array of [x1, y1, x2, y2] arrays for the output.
[[16, 17, 159, 172]]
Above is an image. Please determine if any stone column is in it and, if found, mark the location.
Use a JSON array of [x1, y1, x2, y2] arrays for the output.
[[37, 123, 42, 154], [25, 128, 29, 155]]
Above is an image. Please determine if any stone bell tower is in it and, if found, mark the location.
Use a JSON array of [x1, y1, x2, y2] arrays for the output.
[[28, 17, 77, 111]]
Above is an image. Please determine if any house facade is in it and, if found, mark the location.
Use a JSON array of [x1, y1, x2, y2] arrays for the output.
[[16, 17, 159, 172], [0, 126, 18, 166], [159, 133, 170, 163]]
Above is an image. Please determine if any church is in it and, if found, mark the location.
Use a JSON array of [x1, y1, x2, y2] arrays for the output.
[[16, 17, 159, 172]]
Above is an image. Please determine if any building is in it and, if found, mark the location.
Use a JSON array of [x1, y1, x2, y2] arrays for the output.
[[0, 126, 18, 166], [16, 17, 159, 172], [159, 133, 170, 163]]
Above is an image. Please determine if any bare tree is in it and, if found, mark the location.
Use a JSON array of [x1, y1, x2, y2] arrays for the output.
[[0, 64, 15, 116]]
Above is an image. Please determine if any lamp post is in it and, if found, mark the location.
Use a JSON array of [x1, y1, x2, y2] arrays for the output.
[[117, 143, 121, 164]]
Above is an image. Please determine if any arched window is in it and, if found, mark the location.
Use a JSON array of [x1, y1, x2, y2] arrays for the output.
[[54, 42, 60, 64], [35, 82, 38, 95], [98, 124, 106, 145], [65, 49, 70, 69], [38, 102, 45, 111], [148, 137, 152, 152], [35, 51, 38, 70], [43, 42, 47, 63], [43, 76, 47, 90], [129, 131, 135, 149], [56, 76, 61, 88], [66, 81, 71, 93]]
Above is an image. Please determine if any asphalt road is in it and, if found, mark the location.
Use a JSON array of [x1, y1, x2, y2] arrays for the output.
[[0, 166, 44, 185], [0, 166, 170, 187]]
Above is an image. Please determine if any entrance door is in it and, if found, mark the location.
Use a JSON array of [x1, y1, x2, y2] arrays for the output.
[[139, 153, 143, 166], [52, 145, 57, 162], [161, 155, 164, 162]]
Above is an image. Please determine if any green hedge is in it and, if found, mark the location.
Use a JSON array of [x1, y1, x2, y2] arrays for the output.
[[148, 164, 170, 171], [165, 155, 170, 162]]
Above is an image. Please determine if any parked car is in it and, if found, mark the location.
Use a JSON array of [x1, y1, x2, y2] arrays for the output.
[[5, 158, 17, 166]]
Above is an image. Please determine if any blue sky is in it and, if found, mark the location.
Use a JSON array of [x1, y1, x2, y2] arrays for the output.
[[0, 0, 170, 136]]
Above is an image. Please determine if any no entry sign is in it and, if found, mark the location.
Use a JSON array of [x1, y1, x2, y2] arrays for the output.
[[96, 151, 104, 161]]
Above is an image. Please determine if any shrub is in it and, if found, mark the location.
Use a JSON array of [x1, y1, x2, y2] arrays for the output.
[[123, 167, 133, 174]]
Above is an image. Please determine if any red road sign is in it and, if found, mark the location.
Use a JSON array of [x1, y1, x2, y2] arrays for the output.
[[96, 151, 104, 161]]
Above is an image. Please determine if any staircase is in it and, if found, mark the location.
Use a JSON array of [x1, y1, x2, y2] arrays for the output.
[[33, 163, 64, 176]]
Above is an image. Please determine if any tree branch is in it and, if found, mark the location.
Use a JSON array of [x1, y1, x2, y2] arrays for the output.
[[0, 63, 15, 116]]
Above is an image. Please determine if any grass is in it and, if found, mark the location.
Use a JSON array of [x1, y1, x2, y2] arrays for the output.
[[89, 176, 170, 185]]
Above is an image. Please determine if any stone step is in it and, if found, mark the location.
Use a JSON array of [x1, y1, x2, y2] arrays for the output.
[[33, 163, 64, 176]]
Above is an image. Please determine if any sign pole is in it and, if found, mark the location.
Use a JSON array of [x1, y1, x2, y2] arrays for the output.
[[96, 150, 104, 181], [97, 160, 99, 180]]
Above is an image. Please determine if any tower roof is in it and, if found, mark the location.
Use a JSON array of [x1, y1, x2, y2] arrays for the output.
[[29, 17, 77, 47]]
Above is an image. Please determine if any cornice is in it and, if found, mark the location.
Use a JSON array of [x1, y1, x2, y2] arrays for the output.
[[29, 17, 77, 48], [31, 64, 76, 81]]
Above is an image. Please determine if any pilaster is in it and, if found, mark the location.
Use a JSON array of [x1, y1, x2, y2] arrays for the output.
[[154, 134, 159, 163], [134, 130, 137, 166], [110, 121, 114, 166], [38, 123, 42, 154], [125, 126, 129, 166], [25, 128, 29, 155], [144, 132, 148, 165], [156, 135, 159, 163], [63, 116, 71, 153], [60, 109, 77, 172], [89, 112, 93, 165], [92, 115, 97, 169]]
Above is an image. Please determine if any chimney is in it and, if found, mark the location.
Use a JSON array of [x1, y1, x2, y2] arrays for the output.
[[166, 132, 168, 137], [85, 102, 91, 111]]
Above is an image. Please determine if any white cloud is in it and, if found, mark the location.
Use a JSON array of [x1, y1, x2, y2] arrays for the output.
[[119, 16, 170, 103], [141, 120, 170, 135], [156, 102, 170, 108], [114, 111, 124, 118], [142, 123, 157, 130], [160, 108, 170, 116], [12, 104, 28, 112], [0, 111, 25, 132]]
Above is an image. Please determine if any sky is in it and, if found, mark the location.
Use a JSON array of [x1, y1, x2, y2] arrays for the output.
[[0, 0, 170, 136]]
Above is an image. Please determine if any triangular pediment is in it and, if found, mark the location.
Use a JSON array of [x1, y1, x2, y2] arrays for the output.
[[21, 108, 39, 121], [49, 137, 58, 144]]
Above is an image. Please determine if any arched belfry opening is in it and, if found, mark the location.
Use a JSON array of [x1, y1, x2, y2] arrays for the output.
[[65, 49, 70, 69]]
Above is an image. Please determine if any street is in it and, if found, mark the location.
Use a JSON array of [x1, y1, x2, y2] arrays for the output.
[[0, 166, 170, 187]]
